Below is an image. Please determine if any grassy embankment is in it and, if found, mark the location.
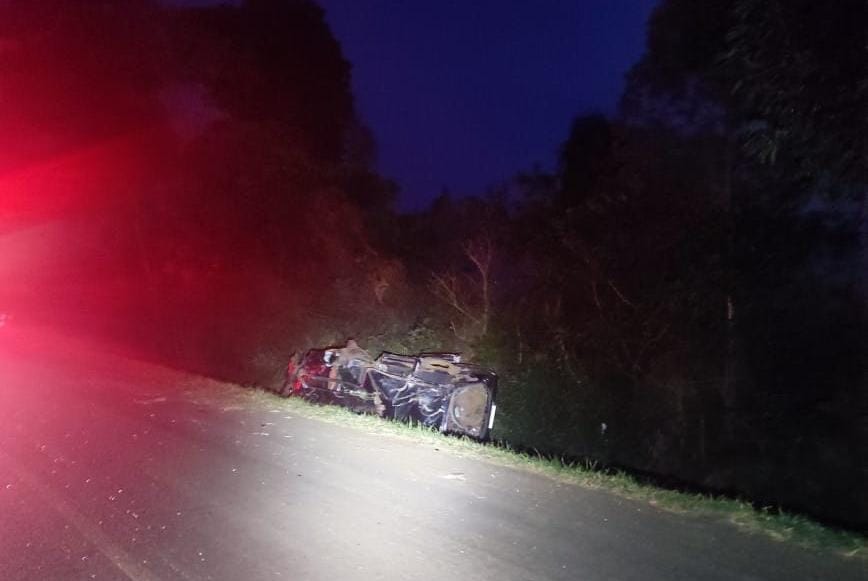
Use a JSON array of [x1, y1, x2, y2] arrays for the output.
[[193, 381, 867, 560]]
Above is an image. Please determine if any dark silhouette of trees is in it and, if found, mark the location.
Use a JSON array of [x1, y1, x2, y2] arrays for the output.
[[173, 0, 354, 165], [0, 0, 397, 383], [478, 0, 866, 525], [727, 0, 868, 185]]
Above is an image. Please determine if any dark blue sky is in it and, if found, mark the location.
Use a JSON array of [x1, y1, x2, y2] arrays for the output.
[[317, 1, 658, 210], [174, 0, 659, 210]]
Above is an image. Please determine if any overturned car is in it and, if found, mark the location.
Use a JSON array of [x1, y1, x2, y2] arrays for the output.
[[282, 340, 497, 440]]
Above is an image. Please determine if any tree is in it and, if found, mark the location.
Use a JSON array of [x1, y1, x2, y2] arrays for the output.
[[623, 0, 867, 192], [173, 0, 355, 164], [726, 0, 868, 187], [614, 0, 866, 524], [619, 0, 734, 132], [430, 234, 494, 343]]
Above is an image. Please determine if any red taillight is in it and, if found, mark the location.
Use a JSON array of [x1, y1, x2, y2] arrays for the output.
[[286, 361, 301, 393]]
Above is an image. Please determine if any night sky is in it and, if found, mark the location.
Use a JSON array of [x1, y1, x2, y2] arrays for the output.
[[175, 0, 659, 210], [317, 0, 659, 210]]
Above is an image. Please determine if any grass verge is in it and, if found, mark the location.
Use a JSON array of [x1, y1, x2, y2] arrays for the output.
[[190, 382, 868, 560]]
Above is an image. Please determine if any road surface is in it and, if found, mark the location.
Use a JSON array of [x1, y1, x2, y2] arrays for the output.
[[0, 326, 864, 580]]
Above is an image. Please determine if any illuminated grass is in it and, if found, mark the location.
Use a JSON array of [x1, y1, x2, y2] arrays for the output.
[[196, 383, 867, 560]]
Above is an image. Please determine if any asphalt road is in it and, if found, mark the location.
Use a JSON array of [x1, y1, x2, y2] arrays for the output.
[[0, 326, 864, 581]]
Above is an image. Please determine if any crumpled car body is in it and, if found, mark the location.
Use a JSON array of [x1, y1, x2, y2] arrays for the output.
[[283, 342, 497, 440]]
